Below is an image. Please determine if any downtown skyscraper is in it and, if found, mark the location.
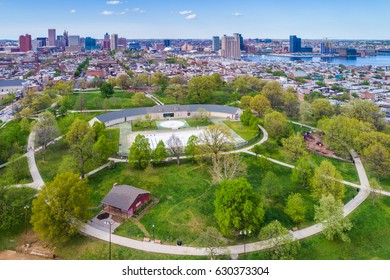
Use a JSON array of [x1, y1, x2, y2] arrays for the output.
[[48, 29, 56, 47], [221, 34, 241, 60]]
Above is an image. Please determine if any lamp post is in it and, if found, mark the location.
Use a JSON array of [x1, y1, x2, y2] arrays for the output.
[[104, 219, 115, 260], [152, 224, 155, 240], [240, 229, 251, 255], [23, 205, 29, 235]]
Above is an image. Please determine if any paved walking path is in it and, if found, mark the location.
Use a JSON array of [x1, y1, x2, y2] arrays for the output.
[[25, 132, 44, 190]]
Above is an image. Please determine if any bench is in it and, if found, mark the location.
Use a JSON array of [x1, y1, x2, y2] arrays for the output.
[[154, 239, 161, 244], [143, 237, 150, 242]]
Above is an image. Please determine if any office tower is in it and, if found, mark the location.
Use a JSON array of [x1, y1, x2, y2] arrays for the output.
[[48, 29, 56, 46], [19, 34, 32, 52], [221, 34, 241, 60], [68, 35, 80, 46], [289, 35, 302, 53], [163, 39, 171, 48], [63, 30, 69, 47], [110, 34, 118, 51], [129, 41, 141, 51], [103, 33, 110, 50], [85, 37, 97, 50], [233, 33, 244, 51], [212, 36, 220, 52], [36, 37, 47, 47], [31, 40, 42, 51], [118, 37, 127, 48], [321, 40, 335, 54]]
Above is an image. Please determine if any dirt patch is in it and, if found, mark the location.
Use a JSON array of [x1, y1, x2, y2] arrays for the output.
[[0, 250, 48, 260]]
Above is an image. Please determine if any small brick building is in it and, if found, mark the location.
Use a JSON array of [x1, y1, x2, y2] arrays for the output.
[[102, 184, 150, 218]]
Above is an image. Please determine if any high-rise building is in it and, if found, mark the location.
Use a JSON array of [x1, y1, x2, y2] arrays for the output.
[[118, 37, 127, 48], [233, 33, 244, 51], [221, 34, 241, 60], [19, 34, 32, 52], [110, 34, 118, 51], [163, 39, 171, 48], [212, 36, 220, 52], [321, 41, 335, 54], [103, 33, 110, 50], [36, 37, 47, 47], [289, 35, 302, 53], [68, 35, 80, 46], [48, 29, 56, 46], [63, 30, 69, 47], [85, 37, 97, 50]]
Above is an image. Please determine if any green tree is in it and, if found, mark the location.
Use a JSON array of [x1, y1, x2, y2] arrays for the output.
[[283, 92, 300, 118], [259, 220, 300, 260], [34, 111, 58, 161], [184, 135, 200, 160], [66, 119, 95, 178], [92, 122, 106, 141], [129, 134, 151, 169], [314, 194, 352, 242], [31, 173, 90, 244], [5, 154, 30, 183], [197, 227, 227, 260], [250, 94, 271, 117], [310, 160, 344, 201], [261, 171, 281, 197], [343, 99, 386, 131], [0, 186, 35, 232], [153, 140, 168, 165], [318, 116, 373, 156], [116, 74, 131, 90], [264, 111, 289, 140], [132, 92, 147, 107], [311, 99, 334, 119], [291, 157, 314, 188], [100, 82, 114, 98], [284, 193, 307, 223], [151, 72, 168, 93], [210, 153, 247, 184], [281, 133, 308, 162], [261, 81, 284, 109], [188, 76, 214, 104], [166, 84, 187, 103], [93, 135, 111, 165], [299, 101, 313, 123], [53, 80, 73, 95], [215, 178, 264, 236], [240, 95, 253, 109], [363, 143, 390, 180]]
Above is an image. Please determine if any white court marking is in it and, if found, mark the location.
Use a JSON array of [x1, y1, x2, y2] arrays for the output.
[[159, 120, 186, 130]]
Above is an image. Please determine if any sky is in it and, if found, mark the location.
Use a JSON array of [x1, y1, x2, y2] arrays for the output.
[[1, 0, 390, 40]]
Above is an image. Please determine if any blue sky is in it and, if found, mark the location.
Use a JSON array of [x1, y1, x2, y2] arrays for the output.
[[1, 0, 390, 40]]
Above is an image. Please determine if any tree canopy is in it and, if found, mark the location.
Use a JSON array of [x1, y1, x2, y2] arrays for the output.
[[129, 134, 151, 169], [31, 173, 90, 244], [215, 178, 264, 236]]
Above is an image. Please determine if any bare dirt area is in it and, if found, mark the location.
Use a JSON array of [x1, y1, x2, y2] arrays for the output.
[[304, 132, 338, 159], [0, 231, 55, 260]]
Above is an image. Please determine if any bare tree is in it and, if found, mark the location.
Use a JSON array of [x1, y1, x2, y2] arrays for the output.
[[167, 134, 183, 165], [199, 124, 232, 161], [210, 153, 247, 184], [34, 112, 58, 161]]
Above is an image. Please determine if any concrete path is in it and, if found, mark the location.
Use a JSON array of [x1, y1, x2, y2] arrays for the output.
[[25, 131, 44, 190], [288, 120, 317, 131]]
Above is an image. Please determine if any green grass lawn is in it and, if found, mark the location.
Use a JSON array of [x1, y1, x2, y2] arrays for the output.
[[0, 156, 32, 186], [242, 196, 390, 260], [224, 121, 260, 141], [186, 118, 212, 127], [57, 112, 101, 134], [131, 121, 158, 132], [364, 164, 390, 192], [70, 90, 155, 110], [104, 128, 120, 154]]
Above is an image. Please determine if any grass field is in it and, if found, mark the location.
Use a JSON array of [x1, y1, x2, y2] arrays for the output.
[[224, 121, 260, 141], [242, 196, 390, 260], [0, 156, 32, 186], [69, 90, 155, 110], [57, 112, 101, 134], [186, 118, 212, 127]]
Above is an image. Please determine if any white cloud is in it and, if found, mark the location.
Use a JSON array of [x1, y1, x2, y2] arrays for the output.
[[132, 8, 146, 13], [106, 1, 122, 4], [101, 11, 115, 15], [178, 10, 193, 15], [186, 14, 197, 20], [232, 12, 243, 16], [70, 9, 76, 14]]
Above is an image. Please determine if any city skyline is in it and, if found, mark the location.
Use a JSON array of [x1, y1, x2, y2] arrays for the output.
[[1, 0, 390, 40]]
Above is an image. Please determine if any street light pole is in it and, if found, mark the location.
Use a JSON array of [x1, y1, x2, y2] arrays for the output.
[[24, 205, 29, 235], [104, 219, 115, 260], [152, 224, 155, 240]]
